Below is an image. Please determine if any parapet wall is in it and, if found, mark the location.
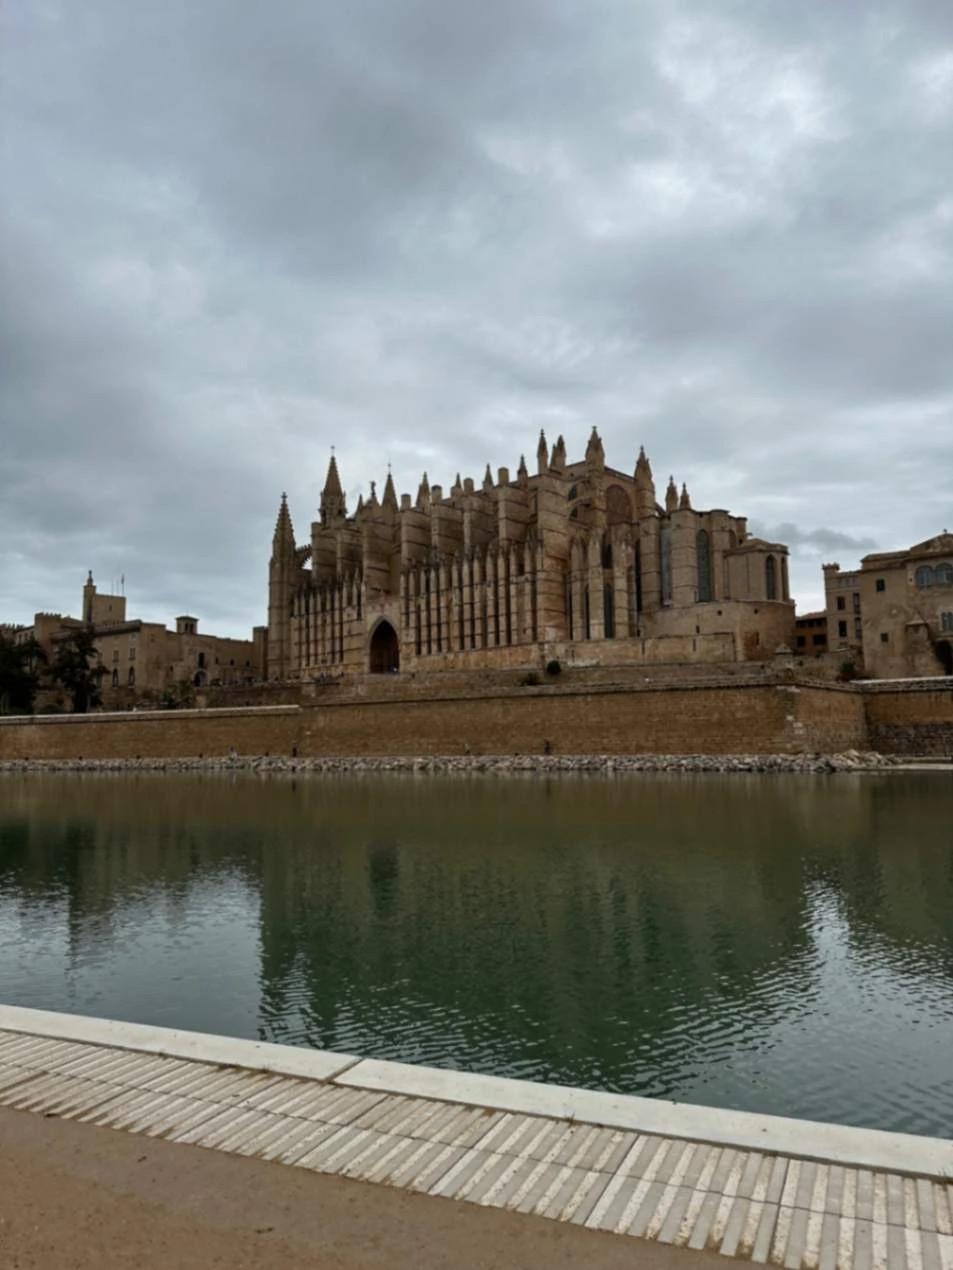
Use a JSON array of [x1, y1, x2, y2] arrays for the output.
[[0, 682, 869, 761]]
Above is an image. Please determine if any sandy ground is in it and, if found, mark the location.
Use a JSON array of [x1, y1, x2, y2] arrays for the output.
[[0, 1105, 730, 1270]]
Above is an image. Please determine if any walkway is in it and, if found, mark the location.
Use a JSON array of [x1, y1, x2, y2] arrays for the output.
[[0, 1005, 951, 1269]]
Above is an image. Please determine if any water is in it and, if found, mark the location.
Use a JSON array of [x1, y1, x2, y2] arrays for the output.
[[1, 771, 952, 1138]]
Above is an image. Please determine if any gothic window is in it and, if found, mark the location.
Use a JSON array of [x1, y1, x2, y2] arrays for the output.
[[660, 523, 672, 606], [601, 537, 613, 570], [916, 566, 935, 589], [696, 529, 712, 602], [765, 555, 777, 601], [606, 485, 632, 526], [603, 584, 615, 638], [937, 562, 953, 586]]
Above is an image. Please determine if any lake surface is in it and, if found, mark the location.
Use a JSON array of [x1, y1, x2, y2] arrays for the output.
[[1, 771, 952, 1138]]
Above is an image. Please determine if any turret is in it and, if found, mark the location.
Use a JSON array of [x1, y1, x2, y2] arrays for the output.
[[536, 429, 548, 474], [665, 476, 678, 513], [416, 471, 430, 510], [585, 426, 605, 469], [549, 435, 566, 472], [679, 482, 692, 511], [634, 446, 656, 520], [320, 454, 346, 525], [267, 493, 298, 680]]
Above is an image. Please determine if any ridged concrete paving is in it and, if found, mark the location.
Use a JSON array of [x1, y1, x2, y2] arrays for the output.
[[0, 1007, 951, 1269]]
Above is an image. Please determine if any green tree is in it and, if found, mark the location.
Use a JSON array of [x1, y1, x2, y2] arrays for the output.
[[0, 634, 47, 715], [49, 627, 104, 714]]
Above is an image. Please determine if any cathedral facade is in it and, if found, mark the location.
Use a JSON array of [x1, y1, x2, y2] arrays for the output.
[[267, 430, 793, 681]]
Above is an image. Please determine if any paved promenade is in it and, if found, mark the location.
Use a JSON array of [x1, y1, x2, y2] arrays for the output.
[[0, 1004, 951, 1269]]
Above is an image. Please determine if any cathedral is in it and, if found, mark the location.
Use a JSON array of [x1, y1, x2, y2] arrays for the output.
[[267, 429, 793, 681]]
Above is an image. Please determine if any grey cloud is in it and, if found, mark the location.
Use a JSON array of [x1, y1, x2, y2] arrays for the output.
[[751, 523, 880, 557], [2, 0, 952, 630]]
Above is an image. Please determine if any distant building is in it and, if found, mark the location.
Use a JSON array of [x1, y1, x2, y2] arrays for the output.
[[15, 574, 266, 705], [268, 429, 795, 680], [824, 533, 953, 678], [793, 611, 828, 656]]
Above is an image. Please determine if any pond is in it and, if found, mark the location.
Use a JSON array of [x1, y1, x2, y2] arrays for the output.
[[1, 771, 951, 1137]]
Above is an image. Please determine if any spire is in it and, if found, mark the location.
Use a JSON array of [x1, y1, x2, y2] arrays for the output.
[[549, 434, 566, 471], [537, 429, 548, 474], [369, 479, 379, 507], [483, 463, 494, 492], [635, 445, 653, 483], [665, 475, 678, 513], [416, 471, 430, 509], [679, 482, 692, 511], [452, 472, 463, 496], [320, 452, 346, 524], [517, 454, 528, 487], [272, 492, 296, 558], [382, 468, 398, 510], [634, 447, 656, 520], [585, 425, 605, 468]]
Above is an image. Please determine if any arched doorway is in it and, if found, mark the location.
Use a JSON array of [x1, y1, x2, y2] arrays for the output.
[[935, 640, 953, 675], [369, 620, 399, 673]]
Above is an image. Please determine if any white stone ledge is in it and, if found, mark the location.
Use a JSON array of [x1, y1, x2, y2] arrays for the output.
[[2, 1003, 950, 1179], [0, 1004, 357, 1082], [336, 1058, 953, 1178]]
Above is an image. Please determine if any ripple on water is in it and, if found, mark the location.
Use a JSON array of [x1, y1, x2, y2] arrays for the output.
[[2, 770, 953, 1136]]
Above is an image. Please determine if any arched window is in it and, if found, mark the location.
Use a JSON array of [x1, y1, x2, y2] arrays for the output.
[[936, 562, 953, 587], [916, 566, 935, 589], [696, 529, 712, 602], [601, 537, 613, 570], [660, 523, 673, 606], [765, 555, 777, 600], [603, 584, 615, 638], [606, 485, 632, 526]]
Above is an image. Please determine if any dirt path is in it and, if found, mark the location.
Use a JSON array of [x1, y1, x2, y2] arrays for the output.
[[0, 1106, 727, 1269]]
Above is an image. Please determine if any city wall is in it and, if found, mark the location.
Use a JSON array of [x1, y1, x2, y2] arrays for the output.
[[862, 681, 953, 755], [0, 681, 871, 761]]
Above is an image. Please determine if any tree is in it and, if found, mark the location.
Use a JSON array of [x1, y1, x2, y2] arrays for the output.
[[48, 627, 104, 714], [0, 634, 47, 715]]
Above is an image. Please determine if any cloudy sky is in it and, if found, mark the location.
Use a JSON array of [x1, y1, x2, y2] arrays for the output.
[[3, 0, 952, 635]]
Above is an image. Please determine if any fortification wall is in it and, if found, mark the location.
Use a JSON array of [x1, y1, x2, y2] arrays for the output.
[[861, 681, 953, 755], [0, 683, 868, 760]]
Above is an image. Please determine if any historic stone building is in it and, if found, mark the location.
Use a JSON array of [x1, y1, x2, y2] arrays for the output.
[[267, 430, 794, 681], [824, 533, 953, 678], [10, 575, 265, 704]]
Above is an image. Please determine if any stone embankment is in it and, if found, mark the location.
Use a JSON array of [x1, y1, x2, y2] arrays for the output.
[[0, 750, 907, 775]]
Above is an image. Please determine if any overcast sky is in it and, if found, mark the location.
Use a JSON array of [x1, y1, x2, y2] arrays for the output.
[[3, 0, 952, 636]]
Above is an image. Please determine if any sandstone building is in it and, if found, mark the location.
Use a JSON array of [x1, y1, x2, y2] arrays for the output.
[[268, 430, 794, 681], [10, 575, 265, 704], [824, 533, 953, 678]]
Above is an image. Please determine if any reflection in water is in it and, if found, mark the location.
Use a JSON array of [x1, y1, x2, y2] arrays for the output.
[[0, 772, 951, 1136]]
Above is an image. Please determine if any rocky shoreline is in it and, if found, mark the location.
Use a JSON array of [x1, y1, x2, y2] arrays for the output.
[[0, 750, 912, 775]]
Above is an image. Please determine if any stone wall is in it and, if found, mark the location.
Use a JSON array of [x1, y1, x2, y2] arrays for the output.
[[862, 681, 953, 755], [0, 682, 869, 761], [0, 706, 300, 761]]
